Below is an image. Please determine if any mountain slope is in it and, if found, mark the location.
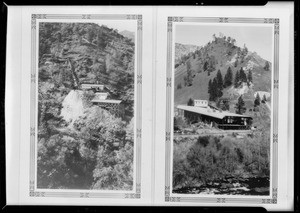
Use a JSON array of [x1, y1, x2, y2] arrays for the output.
[[175, 43, 201, 65], [38, 22, 135, 120], [174, 35, 272, 109]]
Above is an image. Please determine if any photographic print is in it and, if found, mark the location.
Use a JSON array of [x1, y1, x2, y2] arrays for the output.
[[30, 14, 142, 197], [165, 17, 279, 203]]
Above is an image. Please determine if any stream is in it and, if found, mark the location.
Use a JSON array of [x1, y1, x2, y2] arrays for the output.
[[173, 177, 269, 195]]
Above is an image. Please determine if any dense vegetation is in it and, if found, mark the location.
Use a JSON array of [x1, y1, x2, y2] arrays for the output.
[[173, 133, 270, 191], [37, 22, 135, 190]]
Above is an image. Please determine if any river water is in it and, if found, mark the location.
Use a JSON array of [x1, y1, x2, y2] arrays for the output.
[[173, 177, 269, 195]]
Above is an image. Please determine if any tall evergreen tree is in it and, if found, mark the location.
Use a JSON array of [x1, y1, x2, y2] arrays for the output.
[[224, 67, 233, 87], [208, 79, 212, 95], [216, 70, 223, 89], [254, 93, 261, 107], [264, 61, 270, 71], [235, 95, 246, 114], [239, 67, 247, 83], [261, 94, 267, 103], [209, 78, 218, 101], [187, 98, 194, 106], [234, 70, 240, 88]]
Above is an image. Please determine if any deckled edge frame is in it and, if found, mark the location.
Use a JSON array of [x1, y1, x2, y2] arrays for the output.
[[30, 14, 143, 199], [165, 17, 279, 204]]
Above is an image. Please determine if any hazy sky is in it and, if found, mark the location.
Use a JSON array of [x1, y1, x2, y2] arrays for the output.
[[175, 24, 273, 62]]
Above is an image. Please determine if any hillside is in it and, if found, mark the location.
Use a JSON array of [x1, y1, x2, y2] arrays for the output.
[[38, 22, 135, 120], [174, 35, 272, 112], [175, 43, 201, 65]]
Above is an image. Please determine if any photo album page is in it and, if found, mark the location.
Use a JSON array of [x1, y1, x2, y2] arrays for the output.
[[5, 3, 294, 210]]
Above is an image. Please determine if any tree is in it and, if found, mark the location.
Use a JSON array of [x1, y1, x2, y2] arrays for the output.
[[187, 98, 194, 106], [235, 95, 246, 114], [254, 93, 261, 107], [261, 94, 267, 103], [209, 78, 217, 101], [208, 79, 212, 95], [247, 70, 253, 83], [234, 70, 240, 88], [264, 61, 270, 71], [239, 67, 247, 83], [209, 77, 222, 101], [224, 67, 233, 87], [216, 70, 223, 89]]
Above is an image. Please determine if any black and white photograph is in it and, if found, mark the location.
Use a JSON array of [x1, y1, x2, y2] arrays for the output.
[[171, 24, 274, 196], [35, 19, 137, 191]]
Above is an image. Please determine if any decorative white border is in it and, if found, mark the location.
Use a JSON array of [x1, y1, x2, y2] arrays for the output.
[[30, 14, 143, 199], [165, 17, 279, 204]]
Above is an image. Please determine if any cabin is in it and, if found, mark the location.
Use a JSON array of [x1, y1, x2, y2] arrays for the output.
[[177, 99, 252, 130], [91, 92, 124, 118]]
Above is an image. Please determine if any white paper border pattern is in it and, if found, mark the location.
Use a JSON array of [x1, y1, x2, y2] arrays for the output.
[[165, 17, 279, 204], [30, 14, 142, 199]]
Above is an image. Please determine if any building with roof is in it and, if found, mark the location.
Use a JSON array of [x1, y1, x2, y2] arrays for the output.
[[91, 92, 124, 118], [177, 99, 252, 130]]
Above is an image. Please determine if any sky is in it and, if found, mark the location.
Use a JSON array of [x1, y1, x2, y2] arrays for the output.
[[175, 24, 273, 62]]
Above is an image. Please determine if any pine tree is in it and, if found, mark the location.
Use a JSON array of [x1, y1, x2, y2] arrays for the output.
[[254, 93, 261, 107], [234, 70, 240, 88], [209, 78, 218, 101], [235, 95, 246, 114], [261, 94, 267, 103], [208, 79, 212, 95], [264, 61, 270, 71], [239, 67, 247, 83], [187, 98, 194, 106], [224, 67, 233, 87], [216, 70, 223, 89]]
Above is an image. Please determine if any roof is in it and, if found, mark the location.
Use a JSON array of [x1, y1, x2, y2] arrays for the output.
[[91, 99, 122, 104], [177, 105, 252, 119], [82, 84, 104, 89]]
